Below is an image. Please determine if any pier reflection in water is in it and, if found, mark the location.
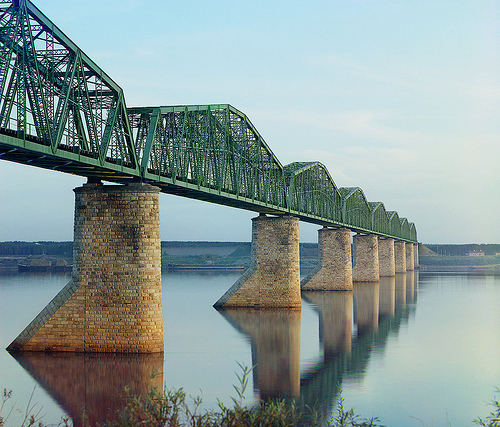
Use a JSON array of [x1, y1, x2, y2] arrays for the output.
[[11, 352, 163, 427], [302, 290, 352, 359], [379, 276, 395, 319], [395, 272, 407, 306], [10, 270, 498, 425], [354, 281, 379, 335], [218, 308, 301, 400]]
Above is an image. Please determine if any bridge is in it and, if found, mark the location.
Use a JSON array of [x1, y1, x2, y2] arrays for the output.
[[1, 0, 419, 353]]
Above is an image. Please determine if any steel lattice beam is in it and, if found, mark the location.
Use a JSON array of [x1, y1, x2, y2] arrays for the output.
[[0, 0, 418, 242]]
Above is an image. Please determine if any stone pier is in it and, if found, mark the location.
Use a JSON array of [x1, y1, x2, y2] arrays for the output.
[[301, 227, 352, 291], [394, 241, 407, 273], [214, 215, 301, 308], [352, 234, 379, 282], [8, 182, 163, 353], [405, 243, 415, 271], [378, 238, 395, 277], [414, 243, 419, 268]]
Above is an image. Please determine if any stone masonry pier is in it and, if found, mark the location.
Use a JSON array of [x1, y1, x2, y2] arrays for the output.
[[8, 182, 163, 353], [406, 243, 415, 271], [414, 243, 419, 268], [301, 227, 353, 291], [352, 234, 379, 282], [394, 241, 407, 273], [378, 238, 396, 277], [213, 215, 301, 309]]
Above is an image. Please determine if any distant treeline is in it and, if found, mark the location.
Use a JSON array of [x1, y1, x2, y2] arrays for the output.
[[161, 241, 249, 248], [425, 244, 500, 256], [0, 241, 319, 258], [3, 241, 498, 258], [0, 241, 73, 256]]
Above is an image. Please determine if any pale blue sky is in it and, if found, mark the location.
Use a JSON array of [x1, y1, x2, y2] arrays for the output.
[[1, 0, 499, 243]]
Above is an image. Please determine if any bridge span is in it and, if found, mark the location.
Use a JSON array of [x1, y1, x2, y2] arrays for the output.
[[1, 0, 419, 353]]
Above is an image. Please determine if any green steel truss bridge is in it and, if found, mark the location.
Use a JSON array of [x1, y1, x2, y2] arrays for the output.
[[0, 0, 417, 243]]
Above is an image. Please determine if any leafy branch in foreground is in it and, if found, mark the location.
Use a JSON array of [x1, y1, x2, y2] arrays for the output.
[[103, 364, 383, 427], [331, 398, 383, 427], [474, 387, 500, 427]]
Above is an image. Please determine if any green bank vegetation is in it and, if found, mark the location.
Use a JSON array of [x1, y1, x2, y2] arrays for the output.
[[420, 254, 500, 267], [419, 244, 500, 271], [2, 385, 500, 427]]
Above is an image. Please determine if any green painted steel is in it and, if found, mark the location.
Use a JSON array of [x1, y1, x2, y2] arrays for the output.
[[339, 187, 372, 232], [409, 222, 417, 242], [369, 202, 391, 237], [0, 0, 418, 243], [387, 211, 401, 239], [400, 218, 411, 241], [127, 105, 287, 213], [284, 161, 342, 224]]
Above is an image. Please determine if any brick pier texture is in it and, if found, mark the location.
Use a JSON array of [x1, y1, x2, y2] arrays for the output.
[[378, 238, 396, 277], [213, 215, 301, 308], [352, 234, 379, 282], [394, 241, 407, 273], [301, 227, 352, 291], [8, 182, 163, 353], [413, 243, 419, 268], [405, 243, 415, 271]]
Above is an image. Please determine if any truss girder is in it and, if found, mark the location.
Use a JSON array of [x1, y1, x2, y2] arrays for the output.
[[409, 223, 417, 242], [387, 211, 402, 239], [400, 218, 411, 241], [0, 0, 138, 171], [284, 161, 342, 224], [339, 187, 372, 231], [369, 202, 391, 236], [0, 0, 418, 243], [128, 105, 287, 209]]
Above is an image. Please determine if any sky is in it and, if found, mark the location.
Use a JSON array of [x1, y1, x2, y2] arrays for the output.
[[0, 0, 499, 244]]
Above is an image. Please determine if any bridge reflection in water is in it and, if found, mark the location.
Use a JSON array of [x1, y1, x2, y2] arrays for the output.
[[11, 353, 163, 427], [11, 272, 418, 424]]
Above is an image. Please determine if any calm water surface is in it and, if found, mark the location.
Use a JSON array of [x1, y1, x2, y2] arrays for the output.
[[1, 271, 499, 426]]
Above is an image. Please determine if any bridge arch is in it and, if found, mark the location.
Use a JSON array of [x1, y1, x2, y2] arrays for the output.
[[400, 218, 411, 241], [284, 161, 342, 223], [409, 222, 417, 241], [127, 105, 287, 210], [0, 0, 137, 171], [387, 211, 401, 238], [339, 187, 371, 231], [369, 202, 390, 236]]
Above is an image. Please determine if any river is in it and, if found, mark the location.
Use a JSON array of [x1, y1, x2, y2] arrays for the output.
[[1, 271, 499, 426]]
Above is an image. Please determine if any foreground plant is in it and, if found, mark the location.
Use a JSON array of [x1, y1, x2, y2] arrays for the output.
[[474, 388, 500, 427], [103, 365, 383, 427]]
